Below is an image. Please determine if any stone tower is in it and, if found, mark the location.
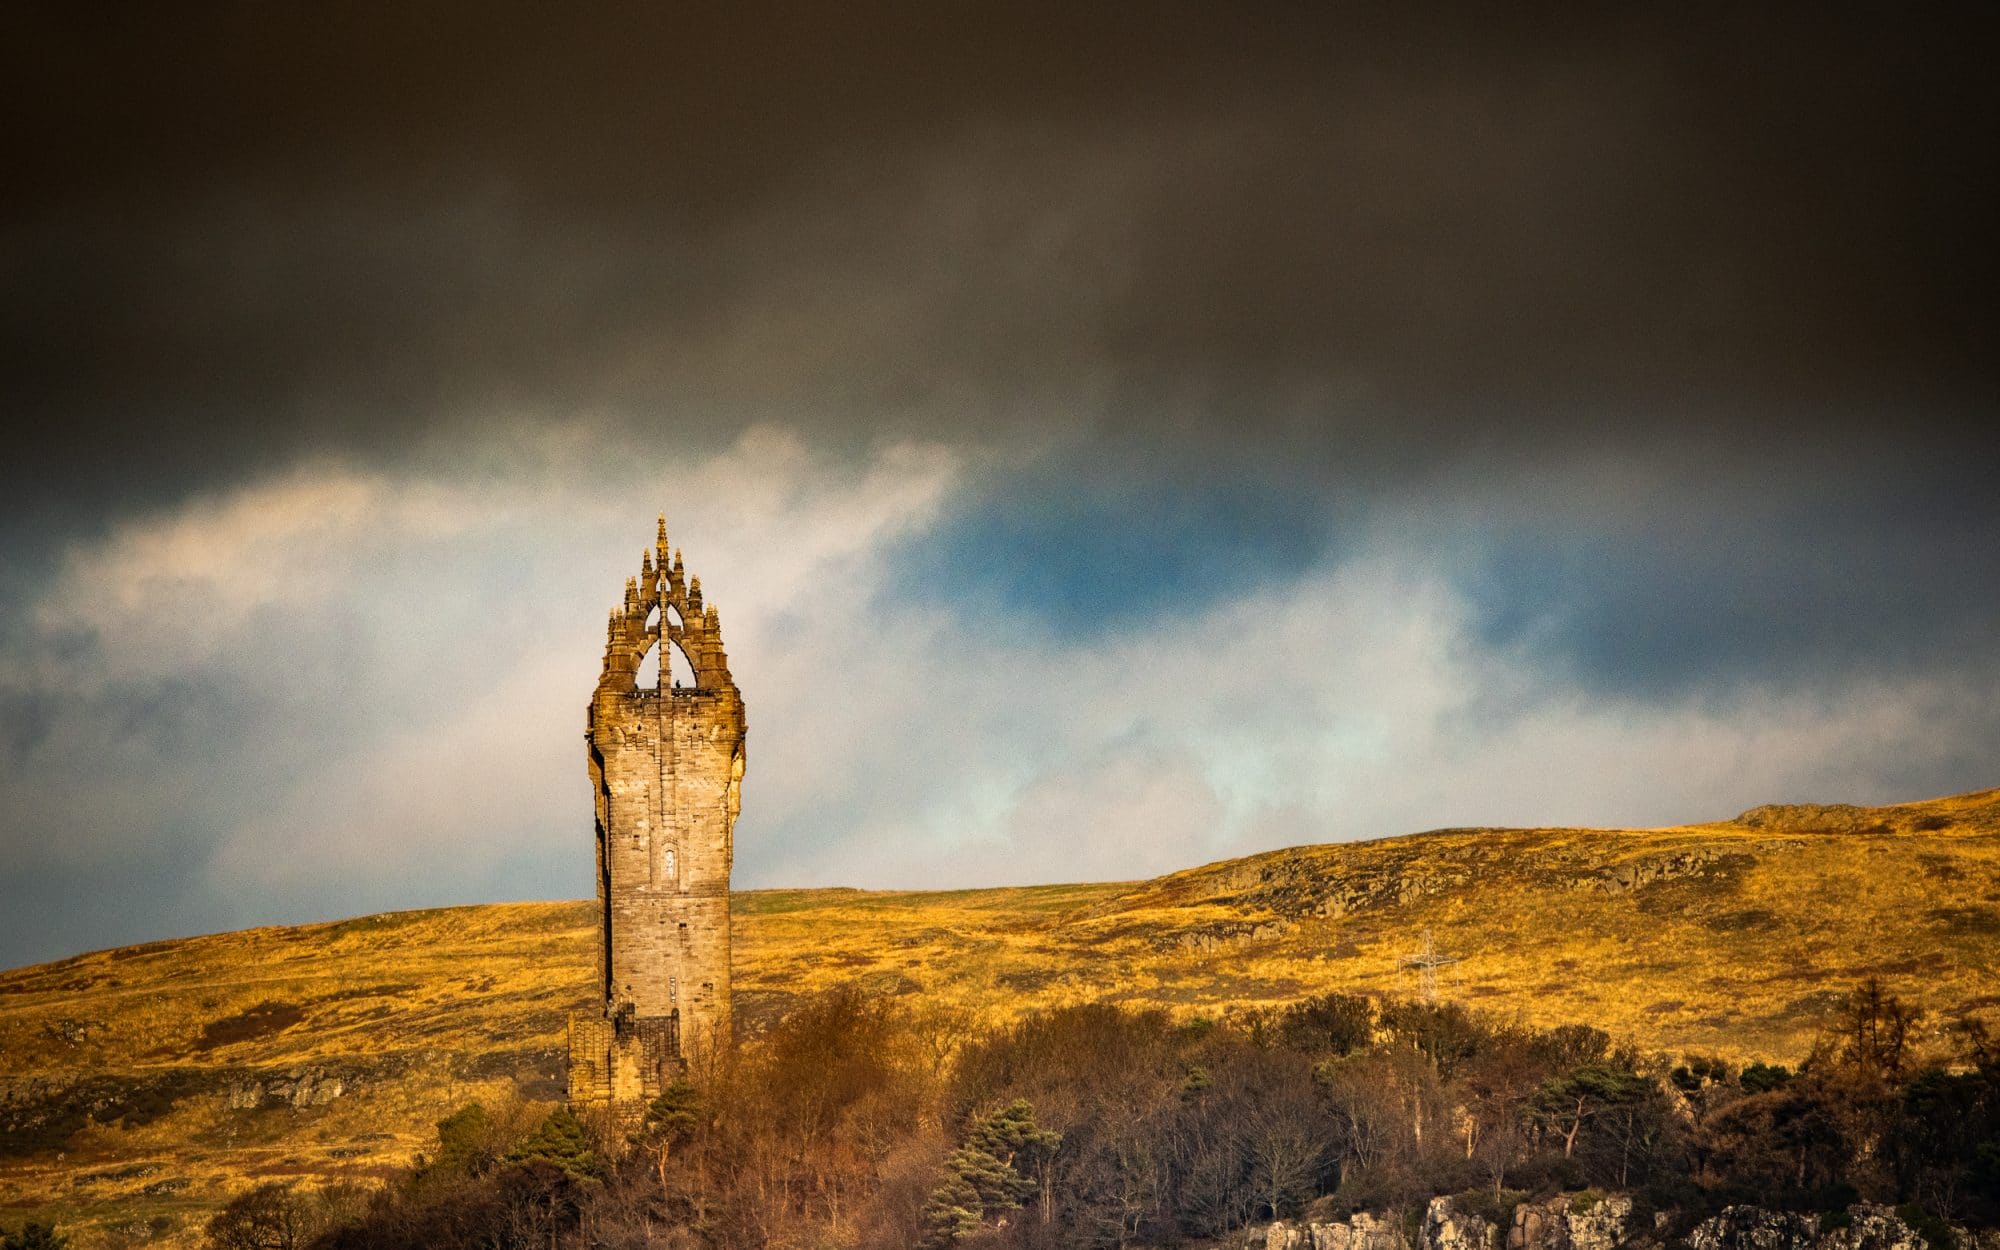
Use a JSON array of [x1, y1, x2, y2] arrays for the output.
[[567, 516, 746, 1123]]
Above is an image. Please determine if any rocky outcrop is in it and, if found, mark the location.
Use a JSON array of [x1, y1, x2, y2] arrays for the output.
[[1735, 789, 2000, 836], [1819, 1206, 1935, 1250], [42, 1018, 108, 1047], [1566, 1194, 1635, 1250], [225, 1067, 348, 1109], [1510, 1200, 1565, 1250], [1246, 1197, 1988, 1250], [1507, 1193, 1634, 1250], [1685, 1204, 1938, 1250], [1425, 1196, 1504, 1250], [1176, 920, 1300, 952], [1256, 1212, 1411, 1250], [1735, 804, 1888, 835], [1578, 851, 1726, 896]]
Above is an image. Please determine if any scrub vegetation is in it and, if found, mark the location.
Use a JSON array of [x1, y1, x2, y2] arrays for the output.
[[274, 978, 2000, 1249]]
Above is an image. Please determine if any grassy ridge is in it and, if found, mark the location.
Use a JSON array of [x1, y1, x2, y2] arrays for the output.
[[2, 788, 1996, 1246]]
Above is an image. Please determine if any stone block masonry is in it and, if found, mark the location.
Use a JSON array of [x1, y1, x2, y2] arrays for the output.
[[568, 516, 746, 1128]]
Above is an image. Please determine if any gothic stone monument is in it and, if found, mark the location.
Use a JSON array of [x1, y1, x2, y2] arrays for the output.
[[567, 516, 746, 1125]]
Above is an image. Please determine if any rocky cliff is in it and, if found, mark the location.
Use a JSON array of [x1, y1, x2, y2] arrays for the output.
[[1244, 1196, 1997, 1250]]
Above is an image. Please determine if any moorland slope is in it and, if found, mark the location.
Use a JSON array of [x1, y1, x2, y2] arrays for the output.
[[3, 788, 1996, 1245]]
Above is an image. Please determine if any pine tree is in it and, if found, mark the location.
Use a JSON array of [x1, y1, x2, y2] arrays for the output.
[[920, 1168, 987, 1249], [638, 1078, 703, 1191], [919, 1099, 1062, 1248], [507, 1107, 603, 1181]]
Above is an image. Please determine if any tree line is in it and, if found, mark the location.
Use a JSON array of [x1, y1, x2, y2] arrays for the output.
[[183, 978, 1997, 1250]]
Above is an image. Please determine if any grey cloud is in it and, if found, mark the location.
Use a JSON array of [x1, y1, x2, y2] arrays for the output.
[[4, 6, 1994, 525]]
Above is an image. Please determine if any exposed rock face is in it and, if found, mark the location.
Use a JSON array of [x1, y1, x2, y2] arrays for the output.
[[1330, 1212, 1414, 1250], [1567, 1194, 1634, 1250], [1258, 1212, 1412, 1250], [1581, 850, 1725, 896], [1685, 1203, 1954, 1250], [1176, 920, 1299, 952], [1509, 1200, 1564, 1250], [1425, 1196, 1504, 1250], [1507, 1194, 1633, 1250], [1820, 1205, 1935, 1250], [1264, 1224, 1306, 1250], [1688, 1206, 1824, 1250], [1252, 1198, 1979, 1250], [568, 517, 747, 1128], [224, 1068, 347, 1109]]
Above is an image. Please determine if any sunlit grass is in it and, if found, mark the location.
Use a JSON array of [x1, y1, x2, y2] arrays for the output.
[[2, 789, 1995, 1247]]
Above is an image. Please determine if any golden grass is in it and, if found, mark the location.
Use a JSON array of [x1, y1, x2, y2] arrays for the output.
[[3, 788, 1996, 1247]]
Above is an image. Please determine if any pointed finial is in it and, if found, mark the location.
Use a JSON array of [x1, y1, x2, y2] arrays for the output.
[[657, 513, 668, 541], [642, 548, 654, 575]]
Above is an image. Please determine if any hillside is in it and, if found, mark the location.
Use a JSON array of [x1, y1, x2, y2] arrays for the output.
[[3, 787, 1997, 1247]]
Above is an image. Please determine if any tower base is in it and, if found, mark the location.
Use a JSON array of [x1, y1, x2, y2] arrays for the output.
[[567, 1004, 680, 1131]]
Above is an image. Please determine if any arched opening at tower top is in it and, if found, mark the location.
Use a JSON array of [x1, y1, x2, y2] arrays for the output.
[[665, 602, 684, 630], [633, 639, 699, 691], [667, 640, 697, 689]]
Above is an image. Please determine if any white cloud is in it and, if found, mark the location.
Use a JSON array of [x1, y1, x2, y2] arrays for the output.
[[732, 526, 1997, 889], [5, 426, 1993, 953]]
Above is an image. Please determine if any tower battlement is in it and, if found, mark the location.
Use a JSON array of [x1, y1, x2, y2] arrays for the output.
[[569, 516, 745, 1125]]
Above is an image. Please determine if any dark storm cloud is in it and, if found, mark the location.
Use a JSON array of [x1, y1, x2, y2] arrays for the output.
[[4, 4, 1994, 510]]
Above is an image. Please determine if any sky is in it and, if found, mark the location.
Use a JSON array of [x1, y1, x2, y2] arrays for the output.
[[2, 6, 1996, 969]]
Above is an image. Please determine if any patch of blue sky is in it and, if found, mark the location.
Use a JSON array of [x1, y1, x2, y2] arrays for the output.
[[887, 476, 1339, 640]]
